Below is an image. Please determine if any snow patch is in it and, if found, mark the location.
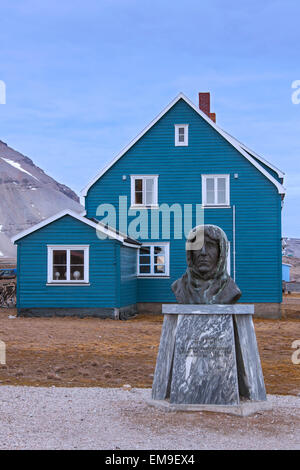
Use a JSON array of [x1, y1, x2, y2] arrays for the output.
[[1, 157, 38, 181]]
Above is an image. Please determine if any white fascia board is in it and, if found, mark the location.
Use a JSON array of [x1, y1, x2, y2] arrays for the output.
[[11, 209, 125, 244], [239, 144, 285, 179], [221, 129, 285, 179], [80, 93, 285, 196], [123, 241, 140, 249]]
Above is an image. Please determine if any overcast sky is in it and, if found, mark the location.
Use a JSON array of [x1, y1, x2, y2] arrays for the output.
[[0, 0, 299, 236]]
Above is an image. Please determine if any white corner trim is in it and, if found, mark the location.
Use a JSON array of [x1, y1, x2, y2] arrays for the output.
[[80, 92, 285, 196], [11, 209, 136, 246]]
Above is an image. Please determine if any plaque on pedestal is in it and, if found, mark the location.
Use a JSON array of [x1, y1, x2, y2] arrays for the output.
[[151, 305, 269, 415]]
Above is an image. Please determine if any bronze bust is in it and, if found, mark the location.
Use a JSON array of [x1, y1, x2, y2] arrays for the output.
[[172, 225, 241, 304]]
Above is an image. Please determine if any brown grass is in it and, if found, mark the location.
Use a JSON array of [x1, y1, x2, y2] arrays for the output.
[[0, 300, 299, 395]]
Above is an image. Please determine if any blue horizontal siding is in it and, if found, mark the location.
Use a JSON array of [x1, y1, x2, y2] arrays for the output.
[[86, 98, 282, 304], [120, 245, 138, 307], [17, 215, 119, 309]]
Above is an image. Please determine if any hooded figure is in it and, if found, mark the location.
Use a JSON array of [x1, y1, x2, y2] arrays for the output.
[[172, 224, 241, 304]]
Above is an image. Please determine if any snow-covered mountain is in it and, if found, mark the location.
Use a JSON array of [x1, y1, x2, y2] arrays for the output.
[[0, 140, 84, 259]]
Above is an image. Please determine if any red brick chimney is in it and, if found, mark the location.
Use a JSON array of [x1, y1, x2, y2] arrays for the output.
[[198, 92, 216, 123]]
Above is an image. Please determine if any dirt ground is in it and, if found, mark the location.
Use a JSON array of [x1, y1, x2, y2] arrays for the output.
[[0, 295, 299, 395]]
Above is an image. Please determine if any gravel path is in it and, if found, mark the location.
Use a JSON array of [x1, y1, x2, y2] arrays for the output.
[[0, 386, 299, 450]]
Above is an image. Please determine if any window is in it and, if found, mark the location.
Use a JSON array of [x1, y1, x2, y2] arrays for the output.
[[226, 242, 231, 275], [175, 124, 189, 146], [202, 175, 230, 206], [47, 245, 89, 284], [138, 243, 169, 276], [130, 175, 158, 207]]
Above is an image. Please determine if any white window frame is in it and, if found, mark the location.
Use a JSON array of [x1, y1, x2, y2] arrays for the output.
[[202, 174, 230, 207], [130, 175, 159, 208], [227, 242, 231, 275], [47, 245, 89, 284], [175, 124, 189, 146], [137, 242, 170, 277]]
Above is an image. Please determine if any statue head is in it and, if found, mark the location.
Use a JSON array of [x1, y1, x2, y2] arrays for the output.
[[172, 224, 241, 304], [186, 225, 229, 281]]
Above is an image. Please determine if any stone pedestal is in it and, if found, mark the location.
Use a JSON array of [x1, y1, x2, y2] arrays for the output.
[[150, 304, 269, 416]]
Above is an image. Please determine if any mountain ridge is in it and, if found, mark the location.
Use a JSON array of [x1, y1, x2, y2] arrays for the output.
[[0, 140, 84, 259]]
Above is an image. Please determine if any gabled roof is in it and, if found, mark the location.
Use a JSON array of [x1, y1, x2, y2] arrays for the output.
[[81, 92, 285, 199], [11, 209, 141, 247]]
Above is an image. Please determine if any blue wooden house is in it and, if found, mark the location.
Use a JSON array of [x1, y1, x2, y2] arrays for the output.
[[12, 93, 285, 318]]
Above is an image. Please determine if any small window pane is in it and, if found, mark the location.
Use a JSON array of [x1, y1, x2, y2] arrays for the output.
[[154, 265, 165, 274], [140, 245, 151, 266], [135, 179, 143, 204], [53, 250, 66, 265], [206, 178, 215, 204], [135, 179, 143, 191], [178, 128, 185, 142], [140, 255, 150, 264], [145, 178, 154, 205], [135, 191, 143, 204], [154, 246, 164, 254], [154, 255, 165, 265], [53, 265, 67, 281], [145, 193, 153, 205], [206, 178, 214, 191], [217, 190, 226, 204], [217, 178, 226, 204], [70, 265, 84, 281], [218, 178, 226, 191], [70, 250, 84, 265], [140, 265, 151, 274]]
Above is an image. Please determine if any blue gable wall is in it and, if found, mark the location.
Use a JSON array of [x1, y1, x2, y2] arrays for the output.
[[16, 215, 122, 309], [85, 98, 282, 304], [245, 153, 282, 182]]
